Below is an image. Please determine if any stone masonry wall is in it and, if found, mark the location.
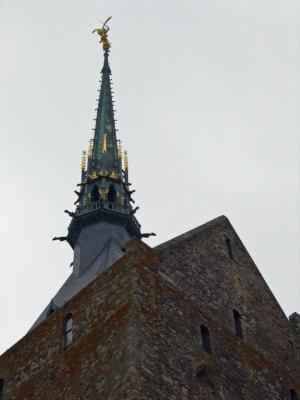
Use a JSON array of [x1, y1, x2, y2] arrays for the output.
[[139, 216, 300, 399], [0, 216, 299, 399], [0, 239, 156, 399]]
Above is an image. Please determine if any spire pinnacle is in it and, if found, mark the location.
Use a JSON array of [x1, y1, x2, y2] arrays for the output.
[[124, 150, 129, 171], [117, 140, 122, 160], [87, 139, 93, 158], [81, 151, 87, 171]]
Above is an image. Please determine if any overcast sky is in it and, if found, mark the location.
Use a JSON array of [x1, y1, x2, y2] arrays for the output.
[[0, 0, 299, 354]]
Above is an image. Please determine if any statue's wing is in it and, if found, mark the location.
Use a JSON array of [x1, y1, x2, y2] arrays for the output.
[[103, 16, 112, 27]]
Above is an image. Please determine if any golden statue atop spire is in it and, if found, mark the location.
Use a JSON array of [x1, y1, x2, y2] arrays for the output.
[[92, 16, 112, 52]]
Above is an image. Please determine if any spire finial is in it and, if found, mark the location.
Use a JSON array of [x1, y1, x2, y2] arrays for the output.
[[92, 17, 112, 52]]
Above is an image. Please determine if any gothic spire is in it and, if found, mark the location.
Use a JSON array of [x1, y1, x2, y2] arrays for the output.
[[85, 17, 121, 177], [65, 18, 143, 248], [36, 20, 155, 330], [87, 49, 121, 176]]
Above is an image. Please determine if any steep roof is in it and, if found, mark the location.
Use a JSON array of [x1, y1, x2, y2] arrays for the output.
[[155, 215, 289, 323]]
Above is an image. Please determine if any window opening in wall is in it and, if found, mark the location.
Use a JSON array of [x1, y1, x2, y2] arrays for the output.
[[196, 366, 209, 382], [290, 389, 299, 400], [62, 314, 73, 349], [225, 235, 233, 259], [200, 324, 212, 354], [107, 184, 116, 202], [0, 378, 3, 400], [233, 309, 243, 339], [91, 185, 100, 202], [195, 366, 215, 393]]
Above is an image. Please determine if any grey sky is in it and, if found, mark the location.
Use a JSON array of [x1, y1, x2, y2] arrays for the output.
[[0, 0, 299, 353]]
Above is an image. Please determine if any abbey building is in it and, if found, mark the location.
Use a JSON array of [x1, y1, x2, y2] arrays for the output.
[[0, 23, 299, 399]]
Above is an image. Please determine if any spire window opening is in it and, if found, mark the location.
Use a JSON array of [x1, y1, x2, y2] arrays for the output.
[[62, 314, 73, 350], [233, 309, 243, 339], [107, 185, 116, 202], [290, 389, 299, 400], [200, 324, 212, 354], [91, 185, 100, 202]]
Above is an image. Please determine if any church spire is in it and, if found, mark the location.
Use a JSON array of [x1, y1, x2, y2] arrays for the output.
[[36, 20, 155, 330], [87, 48, 121, 176], [64, 18, 145, 249]]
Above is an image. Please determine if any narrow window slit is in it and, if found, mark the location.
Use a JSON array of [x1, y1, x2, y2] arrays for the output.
[[195, 366, 215, 390], [107, 184, 116, 202], [200, 324, 212, 354], [233, 309, 243, 339], [196, 366, 209, 382], [62, 314, 73, 349], [91, 185, 100, 202], [290, 389, 299, 400], [225, 235, 233, 259], [0, 378, 3, 400]]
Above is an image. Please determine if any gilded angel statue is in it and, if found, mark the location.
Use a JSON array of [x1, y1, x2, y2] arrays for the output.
[[92, 16, 112, 51]]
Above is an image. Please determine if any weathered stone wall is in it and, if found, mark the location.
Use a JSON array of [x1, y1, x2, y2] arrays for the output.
[[143, 216, 300, 399], [0, 239, 156, 399], [0, 216, 299, 399]]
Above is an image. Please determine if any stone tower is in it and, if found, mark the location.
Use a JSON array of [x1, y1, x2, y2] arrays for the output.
[[0, 24, 299, 400]]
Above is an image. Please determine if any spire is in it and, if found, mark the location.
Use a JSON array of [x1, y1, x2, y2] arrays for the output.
[[64, 18, 143, 248], [86, 17, 120, 176], [36, 19, 155, 330], [87, 49, 121, 176]]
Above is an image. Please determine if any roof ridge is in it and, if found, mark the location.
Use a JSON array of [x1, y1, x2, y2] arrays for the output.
[[154, 215, 230, 252]]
